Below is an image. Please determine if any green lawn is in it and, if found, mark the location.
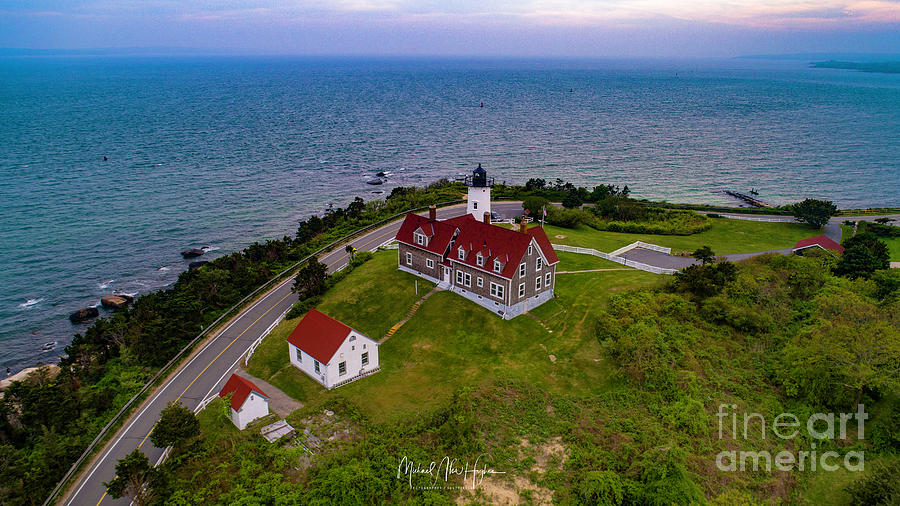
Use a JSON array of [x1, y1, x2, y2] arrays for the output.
[[555, 250, 629, 271], [542, 217, 817, 255], [246, 249, 663, 424]]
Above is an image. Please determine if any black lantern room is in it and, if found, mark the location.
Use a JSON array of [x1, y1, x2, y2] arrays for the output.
[[464, 163, 494, 188]]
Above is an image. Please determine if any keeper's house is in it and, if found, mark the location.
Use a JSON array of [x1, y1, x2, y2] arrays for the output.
[[395, 208, 559, 319], [287, 309, 380, 389]]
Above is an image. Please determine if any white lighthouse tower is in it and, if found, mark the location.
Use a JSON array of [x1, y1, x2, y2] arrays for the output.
[[465, 164, 493, 222]]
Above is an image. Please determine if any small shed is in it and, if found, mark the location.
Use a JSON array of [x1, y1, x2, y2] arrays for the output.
[[287, 309, 380, 389], [219, 374, 270, 430], [793, 235, 845, 255]]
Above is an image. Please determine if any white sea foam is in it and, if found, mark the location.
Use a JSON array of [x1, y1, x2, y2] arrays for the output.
[[98, 279, 115, 289], [18, 298, 43, 309], [157, 266, 170, 272], [203, 246, 220, 252]]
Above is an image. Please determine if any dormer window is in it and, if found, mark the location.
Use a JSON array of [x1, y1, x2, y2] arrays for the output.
[[414, 233, 426, 246], [476, 253, 484, 267], [458, 247, 465, 260], [494, 259, 502, 273]]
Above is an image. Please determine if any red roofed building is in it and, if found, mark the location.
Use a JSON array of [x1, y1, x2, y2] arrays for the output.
[[287, 309, 380, 389], [396, 168, 558, 319], [793, 235, 845, 255], [219, 374, 270, 429]]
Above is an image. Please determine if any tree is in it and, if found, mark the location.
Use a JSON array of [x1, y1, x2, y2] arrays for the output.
[[524, 178, 546, 191], [692, 246, 716, 265], [835, 232, 890, 279], [150, 402, 199, 449], [345, 244, 356, 260], [104, 450, 159, 506], [346, 197, 365, 218], [522, 196, 550, 217], [562, 189, 583, 209], [292, 258, 328, 300], [790, 198, 837, 229], [874, 217, 894, 226], [674, 261, 737, 299]]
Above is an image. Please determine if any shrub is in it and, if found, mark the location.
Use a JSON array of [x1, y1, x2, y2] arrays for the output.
[[546, 207, 587, 228], [844, 459, 900, 505], [790, 198, 837, 229]]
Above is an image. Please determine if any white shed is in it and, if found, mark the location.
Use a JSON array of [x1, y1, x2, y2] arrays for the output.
[[287, 308, 380, 390], [219, 373, 270, 430]]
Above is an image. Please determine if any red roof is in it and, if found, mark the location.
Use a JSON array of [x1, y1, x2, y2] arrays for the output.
[[793, 235, 844, 253], [396, 213, 559, 280], [286, 308, 353, 364], [395, 213, 458, 256], [219, 374, 268, 411]]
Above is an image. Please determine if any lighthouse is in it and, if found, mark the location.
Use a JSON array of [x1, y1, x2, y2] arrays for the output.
[[465, 164, 494, 222]]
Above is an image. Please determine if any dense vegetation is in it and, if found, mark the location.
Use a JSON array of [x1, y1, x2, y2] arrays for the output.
[[115, 249, 899, 505], [0, 181, 465, 506]]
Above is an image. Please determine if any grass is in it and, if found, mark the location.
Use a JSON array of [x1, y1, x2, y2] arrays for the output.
[[555, 250, 629, 271], [246, 249, 663, 424], [799, 454, 898, 505], [541, 217, 817, 255]]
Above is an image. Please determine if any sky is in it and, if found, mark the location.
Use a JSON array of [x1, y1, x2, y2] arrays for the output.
[[1, 1, 899, 57]]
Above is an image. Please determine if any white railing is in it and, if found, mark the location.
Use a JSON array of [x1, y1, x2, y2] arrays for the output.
[[245, 306, 291, 366], [491, 217, 534, 224], [552, 244, 677, 275], [717, 214, 789, 223], [633, 241, 671, 255]]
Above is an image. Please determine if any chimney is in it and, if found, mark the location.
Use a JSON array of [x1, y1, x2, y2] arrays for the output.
[[429, 205, 436, 221], [483, 211, 491, 224], [519, 218, 527, 233]]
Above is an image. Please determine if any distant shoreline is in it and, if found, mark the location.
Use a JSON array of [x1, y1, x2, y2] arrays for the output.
[[811, 60, 900, 74]]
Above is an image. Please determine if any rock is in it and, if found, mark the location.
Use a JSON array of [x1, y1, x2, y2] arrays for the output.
[[181, 248, 205, 258], [548, 354, 557, 363], [115, 293, 135, 304], [324, 409, 334, 417], [69, 307, 99, 323], [101, 296, 129, 310], [189, 261, 209, 271]]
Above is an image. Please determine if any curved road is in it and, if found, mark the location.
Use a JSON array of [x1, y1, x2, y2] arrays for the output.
[[61, 202, 525, 506]]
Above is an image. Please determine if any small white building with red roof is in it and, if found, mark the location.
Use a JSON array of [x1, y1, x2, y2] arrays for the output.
[[395, 167, 559, 319], [219, 373, 270, 430], [286, 309, 380, 390], [793, 235, 845, 255]]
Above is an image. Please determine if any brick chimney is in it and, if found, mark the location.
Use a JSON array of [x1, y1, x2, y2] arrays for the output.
[[429, 205, 436, 221], [519, 218, 527, 233], [483, 211, 491, 224]]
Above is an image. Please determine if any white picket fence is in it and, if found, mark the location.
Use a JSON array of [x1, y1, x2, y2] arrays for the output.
[[552, 243, 678, 275], [716, 214, 789, 223], [245, 306, 291, 366]]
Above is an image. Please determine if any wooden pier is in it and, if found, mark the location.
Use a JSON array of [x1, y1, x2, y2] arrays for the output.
[[724, 190, 773, 208]]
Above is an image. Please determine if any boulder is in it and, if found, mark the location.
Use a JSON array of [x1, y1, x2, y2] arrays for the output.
[[69, 307, 99, 323], [101, 296, 129, 310], [115, 293, 135, 304], [188, 261, 209, 271], [181, 248, 205, 258]]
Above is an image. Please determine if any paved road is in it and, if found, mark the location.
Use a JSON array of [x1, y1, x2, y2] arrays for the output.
[[61, 202, 524, 506]]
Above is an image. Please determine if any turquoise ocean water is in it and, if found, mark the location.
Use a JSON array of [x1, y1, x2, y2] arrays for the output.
[[1, 56, 898, 373]]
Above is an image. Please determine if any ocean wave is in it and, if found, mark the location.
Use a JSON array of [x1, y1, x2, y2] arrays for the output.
[[157, 266, 171, 272], [18, 298, 44, 309], [98, 279, 115, 289], [202, 246, 220, 252]]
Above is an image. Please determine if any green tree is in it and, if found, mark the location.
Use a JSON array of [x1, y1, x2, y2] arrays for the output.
[[522, 196, 550, 218], [790, 198, 837, 229], [835, 232, 890, 279], [292, 257, 329, 300], [104, 449, 159, 506], [344, 244, 356, 261], [692, 246, 716, 265], [562, 189, 584, 209], [150, 402, 199, 449]]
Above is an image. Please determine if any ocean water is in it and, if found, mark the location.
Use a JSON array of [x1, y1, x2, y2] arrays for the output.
[[1, 56, 898, 373]]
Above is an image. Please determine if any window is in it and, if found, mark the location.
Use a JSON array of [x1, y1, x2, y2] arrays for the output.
[[519, 263, 526, 277], [536, 258, 543, 271], [473, 201, 478, 210], [476, 253, 484, 267], [545, 272, 551, 287], [464, 272, 472, 287], [458, 247, 465, 260], [351, 345, 355, 351], [349, 335, 356, 342], [314, 360, 320, 373], [406, 252, 412, 266], [519, 283, 525, 297], [528, 245, 533, 255], [339, 361, 347, 376], [363, 343, 366, 349], [494, 259, 502, 273], [536, 276, 542, 290], [456, 270, 464, 285], [295, 347, 302, 363], [477, 276, 483, 287], [490, 282, 505, 300], [415, 233, 425, 246], [362, 352, 369, 366], [426, 258, 434, 269]]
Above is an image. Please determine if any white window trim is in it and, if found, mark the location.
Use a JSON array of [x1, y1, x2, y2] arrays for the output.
[[339, 361, 347, 376], [362, 352, 369, 366], [464, 272, 472, 287], [546, 272, 551, 287], [490, 282, 505, 300], [536, 258, 543, 271], [476, 253, 484, 267], [494, 259, 502, 273], [477, 276, 483, 287], [458, 247, 465, 260], [519, 283, 525, 297], [456, 270, 464, 285], [536, 276, 542, 290], [519, 263, 526, 277], [406, 252, 412, 266], [473, 201, 478, 209], [528, 245, 533, 255], [426, 258, 435, 269]]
